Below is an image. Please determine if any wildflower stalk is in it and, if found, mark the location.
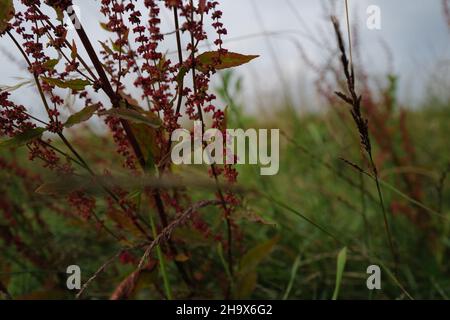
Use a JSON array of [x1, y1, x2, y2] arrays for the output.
[[65, 7, 193, 287], [187, 0, 234, 277]]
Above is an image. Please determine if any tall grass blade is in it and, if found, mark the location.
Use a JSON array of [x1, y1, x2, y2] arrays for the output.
[[332, 247, 348, 300]]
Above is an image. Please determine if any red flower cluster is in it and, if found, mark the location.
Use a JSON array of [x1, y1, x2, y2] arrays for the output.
[[1, 0, 242, 284]]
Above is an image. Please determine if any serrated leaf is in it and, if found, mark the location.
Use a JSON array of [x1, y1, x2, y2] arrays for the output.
[[42, 77, 91, 90], [0, 0, 15, 33], [332, 247, 347, 300], [197, 51, 259, 73], [99, 108, 161, 128], [64, 103, 100, 128], [0, 127, 46, 149]]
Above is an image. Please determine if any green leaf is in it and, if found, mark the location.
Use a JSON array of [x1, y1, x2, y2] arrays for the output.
[[236, 271, 258, 299], [35, 176, 88, 196], [332, 247, 347, 300], [234, 236, 279, 299], [197, 51, 259, 73], [64, 104, 100, 128], [99, 41, 114, 55], [99, 108, 161, 128], [100, 22, 113, 32], [0, 127, 46, 149], [239, 236, 279, 276], [176, 67, 188, 85], [129, 122, 160, 171], [42, 77, 91, 90], [106, 207, 147, 239], [111, 40, 124, 53], [0, 0, 14, 33], [43, 59, 60, 70]]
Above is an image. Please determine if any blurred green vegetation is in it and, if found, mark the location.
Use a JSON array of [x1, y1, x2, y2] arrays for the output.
[[1, 71, 450, 300]]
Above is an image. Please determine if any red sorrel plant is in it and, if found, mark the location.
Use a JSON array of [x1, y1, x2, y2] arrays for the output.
[[293, 2, 440, 256], [0, 0, 258, 299]]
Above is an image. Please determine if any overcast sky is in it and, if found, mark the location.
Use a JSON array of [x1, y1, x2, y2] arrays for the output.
[[1, 0, 449, 114]]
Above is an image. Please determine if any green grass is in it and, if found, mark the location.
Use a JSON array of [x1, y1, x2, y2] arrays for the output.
[[1, 99, 449, 300]]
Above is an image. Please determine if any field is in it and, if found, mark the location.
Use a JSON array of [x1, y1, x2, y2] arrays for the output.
[[0, 0, 449, 300]]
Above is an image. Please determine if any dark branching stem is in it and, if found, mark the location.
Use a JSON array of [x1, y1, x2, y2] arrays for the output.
[[6, 30, 148, 242], [0, 280, 12, 300], [173, 7, 184, 116], [32, 6, 99, 83], [331, 17, 398, 268]]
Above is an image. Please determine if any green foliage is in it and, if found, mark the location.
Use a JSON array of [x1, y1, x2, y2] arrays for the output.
[[41, 77, 91, 91], [0, 127, 46, 149]]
